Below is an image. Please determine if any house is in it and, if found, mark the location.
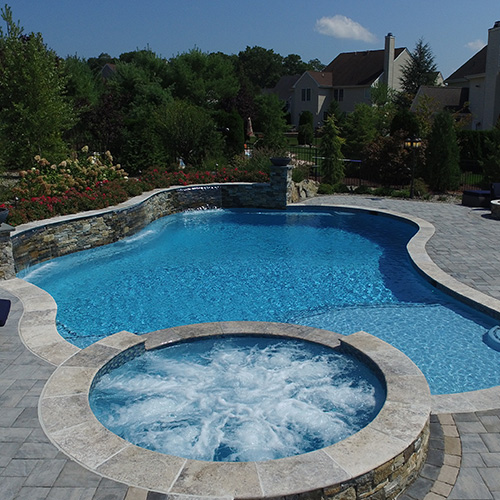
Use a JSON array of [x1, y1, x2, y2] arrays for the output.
[[290, 34, 412, 127], [445, 21, 500, 130], [410, 86, 470, 118]]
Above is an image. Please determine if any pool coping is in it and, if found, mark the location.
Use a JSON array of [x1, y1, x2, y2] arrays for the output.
[[2, 202, 500, 413], [38, 322, 431, 499]]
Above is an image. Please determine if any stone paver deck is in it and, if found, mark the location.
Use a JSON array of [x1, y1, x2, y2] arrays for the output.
[[1, 194, 500, 499]]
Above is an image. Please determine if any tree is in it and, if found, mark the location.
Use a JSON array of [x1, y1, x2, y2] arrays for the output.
[[238, 46, 284, 90], [63, 56, 105, 149], [325, 100, 346, 133], [390, 108, 420, 137], [0, 5, 75, 168], [426, 111, 460, 191], [400, 38, 438, 97], [479, 120, 500, 184], [319, 116, 345, 184], [343, 104, 380, 160], [213, 108, 245, 157], [282, 54, 310, 76], [87, 52, 116, 74], [160, 100, 223, 167], [64, 56, 103, 109], [364, 132, 419, 187], [307, 58, 325, 72], [91, 55, 174, 172], [166, 49, 239, 109], [254, 94, 287, 151]]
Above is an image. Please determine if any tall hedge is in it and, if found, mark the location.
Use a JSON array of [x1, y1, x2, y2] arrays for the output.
[[426, 111, 460, 191]]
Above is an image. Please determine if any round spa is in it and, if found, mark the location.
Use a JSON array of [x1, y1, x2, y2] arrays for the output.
[[40, 323, 431, 500]]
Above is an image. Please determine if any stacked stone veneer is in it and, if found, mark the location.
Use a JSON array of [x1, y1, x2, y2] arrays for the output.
[[327, 425, 429, 499], [2, 165, 292, 275]]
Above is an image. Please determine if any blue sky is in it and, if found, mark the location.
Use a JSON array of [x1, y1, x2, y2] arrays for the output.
[[6, 0, 500, 79]]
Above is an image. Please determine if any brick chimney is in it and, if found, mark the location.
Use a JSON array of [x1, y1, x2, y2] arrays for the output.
[[483, 21, 500, 129], [383, 33, 395, 88]]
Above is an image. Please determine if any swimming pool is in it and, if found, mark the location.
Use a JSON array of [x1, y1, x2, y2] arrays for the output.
[[20, 207, 500, 394]]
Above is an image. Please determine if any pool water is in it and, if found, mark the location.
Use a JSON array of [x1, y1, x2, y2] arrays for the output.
[[20, 207, 500, 394], [89, 336, 385, 462]]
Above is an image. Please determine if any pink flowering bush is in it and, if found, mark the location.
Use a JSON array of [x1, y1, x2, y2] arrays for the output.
[[15, 147, 128, 197]]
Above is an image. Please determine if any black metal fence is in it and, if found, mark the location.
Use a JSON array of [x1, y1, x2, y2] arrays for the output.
[[286, 145, 484, 192]]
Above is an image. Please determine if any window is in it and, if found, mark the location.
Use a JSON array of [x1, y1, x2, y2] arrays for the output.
[[333, 88, 344, 102], [301, 88, 311, 101]]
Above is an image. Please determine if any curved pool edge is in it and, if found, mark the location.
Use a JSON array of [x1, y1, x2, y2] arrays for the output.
[[298, 202, 500, 321], [0, 277, 78, 366], [38, 322, 431, 500]]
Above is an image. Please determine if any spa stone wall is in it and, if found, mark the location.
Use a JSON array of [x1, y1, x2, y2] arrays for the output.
[[327, 423, 429, 500], [6, 165, 292, 274]]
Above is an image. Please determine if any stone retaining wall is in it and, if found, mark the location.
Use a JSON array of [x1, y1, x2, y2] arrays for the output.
[[327, 424, 429, 499], [1, 165, 292, 276]]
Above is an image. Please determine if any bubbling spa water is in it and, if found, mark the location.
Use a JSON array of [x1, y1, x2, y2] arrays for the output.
[[89, 336, 385, 462]]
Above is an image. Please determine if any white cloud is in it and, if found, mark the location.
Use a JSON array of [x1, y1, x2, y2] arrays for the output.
[[315, 15, 377, 43], [466, 39, 486, 52]]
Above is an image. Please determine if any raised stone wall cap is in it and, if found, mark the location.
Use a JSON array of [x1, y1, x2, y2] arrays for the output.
[[0, 222, 15, 233]]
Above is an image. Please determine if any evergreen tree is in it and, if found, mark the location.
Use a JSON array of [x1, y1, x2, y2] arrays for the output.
[[320, 116, 345, 184], [426, 111, 460, 191], [400, 38, 438, 97], [0, 6, 75, 168], [325, 99, 346, 133]]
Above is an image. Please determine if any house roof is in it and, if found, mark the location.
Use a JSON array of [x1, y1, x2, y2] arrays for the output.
[[263, 74, 301, 99], [323, 47, 406, 86], [446, 46, 487, 81], [410, 86, 470, 113], [101, 63, 117, 79], [307, 71, 334, 86]]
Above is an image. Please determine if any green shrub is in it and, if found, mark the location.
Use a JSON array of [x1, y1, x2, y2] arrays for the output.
[[391, 189, 410, 198], [298, 123, 314, 146], [292, 168, 305, 183], [353, 185, 373, 195], [332, 183, 350, 193], [318, 183, 334, 194], [291, 164, 310, 183], [373, 186, 394, 197], [413, 178, 429, 198]]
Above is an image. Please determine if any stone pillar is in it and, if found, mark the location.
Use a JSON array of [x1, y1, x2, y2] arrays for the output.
[[0, 224, 16, 280], [269, 162, 293, 208]]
